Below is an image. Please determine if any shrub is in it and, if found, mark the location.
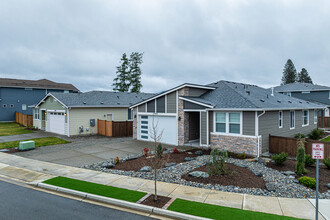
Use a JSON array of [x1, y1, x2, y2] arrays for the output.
[[115, 156, 120, 164], [307, 129, 324, 140], [227, 151, 233, 158], [237, 152, 246, 159], [208, 149, 228, 176], [173, 147, 179, 154], [298, 176, 316, 188], [294, 133, 306, 139], [271, 152, 288, 165], [323, 157, 330, 169], [296, 139, 308, 175], [156, 143, 164, 158], [144, 148, 149, 157], [304, 155, 316, 167]]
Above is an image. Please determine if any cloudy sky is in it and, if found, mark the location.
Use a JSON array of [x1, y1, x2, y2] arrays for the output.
[[0, 0, 329, 93]]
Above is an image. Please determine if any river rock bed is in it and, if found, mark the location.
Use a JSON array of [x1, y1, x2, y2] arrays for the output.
[[81, 155, 330, 199]]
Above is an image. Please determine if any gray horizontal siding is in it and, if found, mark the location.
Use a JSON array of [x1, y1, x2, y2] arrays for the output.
[[147, 100, 155, 113], [201, 112, 207, 145], [243, 111, 255, 136], [183, 101, 205, 110], [259, 110, 317, 153], [156, 96, 165, 113], [167, 92, 176, 113], [138, 103, 146, 112]]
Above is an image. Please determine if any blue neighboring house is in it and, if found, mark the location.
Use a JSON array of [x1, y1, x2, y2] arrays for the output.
[[274, 82, 330, 117], [0, 78, 79, 121]]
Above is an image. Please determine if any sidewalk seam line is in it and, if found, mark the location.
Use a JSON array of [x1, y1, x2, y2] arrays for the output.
[[277, 197, 284, 216]]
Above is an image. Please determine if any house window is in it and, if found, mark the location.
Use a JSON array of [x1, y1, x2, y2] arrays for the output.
[[34, 109, 39, 119], [301, 91, 310, 94], [127, 109, 133, 120], [279, 111, 283, 128], [3, 104, 7, 108], [10, 104, 14, 108], [24, 88, 32, 90], [64, 90, 69, 93], [302, 110, 309, 126], [290, 111, 295, 129], [22, 104, 27, 110], [229, 113, 240, 134], [284, 92, 291, 96], [215, 112, 226, 133], [215, 112, 241, 134], [314, 110, 318, 124]]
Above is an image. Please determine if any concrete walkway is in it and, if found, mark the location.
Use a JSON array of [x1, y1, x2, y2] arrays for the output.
[[0, 152, 328, 220], [0, 131, 52, 143]]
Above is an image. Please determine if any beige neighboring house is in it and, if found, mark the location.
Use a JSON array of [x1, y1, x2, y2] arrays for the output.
[[32, 91, 154, 136]]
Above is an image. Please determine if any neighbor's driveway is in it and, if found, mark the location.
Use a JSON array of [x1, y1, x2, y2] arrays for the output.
[[0, 131, 51, 143], [15, 135, 152, 167]]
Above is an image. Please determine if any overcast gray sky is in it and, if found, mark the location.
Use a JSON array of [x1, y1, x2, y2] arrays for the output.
[[0, 0, 329, 93]]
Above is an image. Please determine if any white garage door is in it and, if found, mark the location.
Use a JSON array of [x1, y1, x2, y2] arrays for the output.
[[48, 112, 65, 135], [138, 115, 177, 145]]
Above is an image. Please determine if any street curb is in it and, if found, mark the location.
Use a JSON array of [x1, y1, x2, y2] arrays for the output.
[[36, 183, 211, 220]]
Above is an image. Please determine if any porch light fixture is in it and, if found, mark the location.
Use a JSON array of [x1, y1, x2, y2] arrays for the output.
[[178, 117, 181, 121], [134, 115, 136, 118]]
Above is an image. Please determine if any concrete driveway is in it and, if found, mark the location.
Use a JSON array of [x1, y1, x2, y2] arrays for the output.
[[14, 135, 157, 167]]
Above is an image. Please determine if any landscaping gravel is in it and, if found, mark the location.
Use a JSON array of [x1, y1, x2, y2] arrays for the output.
[[82, 154, 330, 199]]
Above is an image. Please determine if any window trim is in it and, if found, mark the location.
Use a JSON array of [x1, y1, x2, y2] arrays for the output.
[[34, 108, 40, 120], [314, 110, 318, 124], [214, 111, 242, 135], [22, 104, 27, 111], [127, 109, 133, 121], [279, 111, 283, 128], [290, 110, 295, 129], [302, 110, 309, 127]]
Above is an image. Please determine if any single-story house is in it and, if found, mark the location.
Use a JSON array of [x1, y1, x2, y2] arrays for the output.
[[32, 91, 154, 136], [0, 78, 79, 121], [130, 80, 326, 156], [274, 82, 330, 116]]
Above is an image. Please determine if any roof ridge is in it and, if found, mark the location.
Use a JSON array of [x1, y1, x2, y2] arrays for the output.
[[222, 81, 258, 108]]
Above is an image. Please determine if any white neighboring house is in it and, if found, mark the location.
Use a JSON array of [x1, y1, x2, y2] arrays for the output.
[[31, 91, 154, 136]]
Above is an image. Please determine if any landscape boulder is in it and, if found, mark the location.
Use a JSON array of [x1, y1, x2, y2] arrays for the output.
[[101, 162, 114, 169], [184, 157, 195, 162], [265, 183, 276, 192], [281, 171, 296, 176], [195, 150, 203, 155], [139, 166, 152, 172], [165, 162, 176, 167], [257, 157, 266, 166], [326, 183, 330, 189]]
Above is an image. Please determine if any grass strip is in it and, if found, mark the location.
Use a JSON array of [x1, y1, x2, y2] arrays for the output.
[[321, 136, 330, 142], [0, 122, 34, 136], [43, 176, 146, 203], [0, 137, 70, 149], [168, 199, 300, 220]]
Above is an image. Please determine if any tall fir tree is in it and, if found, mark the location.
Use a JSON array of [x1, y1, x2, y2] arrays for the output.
[[113, 53, 131, 92], [129, 52, 143, 93], [297, 68, 313, 84], [281, 59, 297, 85]]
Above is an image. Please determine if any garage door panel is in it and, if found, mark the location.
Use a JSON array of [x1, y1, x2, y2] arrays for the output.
[[48, 112, 65, 135]]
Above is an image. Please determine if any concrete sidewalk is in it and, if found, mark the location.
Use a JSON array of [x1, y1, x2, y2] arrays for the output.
[[0, 152, 328, 220]]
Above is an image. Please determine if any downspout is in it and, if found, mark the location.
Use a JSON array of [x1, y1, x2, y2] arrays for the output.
[[256, 110, 266, 158], [67, 107, 70, 137]]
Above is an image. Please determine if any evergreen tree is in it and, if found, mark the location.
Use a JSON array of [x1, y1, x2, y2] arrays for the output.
[[281, 59, 297, 85], [129, 52, 143, 93], [113, 53, 130, 92], [297, 68, 313, 84]]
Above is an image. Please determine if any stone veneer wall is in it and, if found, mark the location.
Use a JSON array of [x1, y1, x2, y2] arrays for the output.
[[133, 107, 137, 139], [210, 133, 258, 156], [178, 88, 190, 145]]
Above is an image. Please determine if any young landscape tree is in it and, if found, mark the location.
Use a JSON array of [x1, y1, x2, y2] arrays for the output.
[[297, 68, 313, 84], [112, 52, 143, 93], [281, 59, 297, 85]]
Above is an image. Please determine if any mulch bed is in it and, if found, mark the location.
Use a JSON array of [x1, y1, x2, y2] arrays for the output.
[[111, 151, 200, 172], [182, 163, 266, 189], [267, 160, 330, 193], [140, 194, 171, 208]]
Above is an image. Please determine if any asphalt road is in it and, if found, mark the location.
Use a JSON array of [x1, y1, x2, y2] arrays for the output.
[[0, 180, 154, 220]]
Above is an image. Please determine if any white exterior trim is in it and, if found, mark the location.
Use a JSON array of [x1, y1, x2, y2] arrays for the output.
[[67, 108, 70, 137], [184, 109, 205, 112], [176, 90, 179, 146], [206, 111, 209, 147], [35, 93, 68, 109], [130, 83, 215, 108], [302, 110, 309, 127], [179, 97, 214, 108], [137, 112, 177, 117], [46, 110, 65, 113], [209, 107, 325, 111]]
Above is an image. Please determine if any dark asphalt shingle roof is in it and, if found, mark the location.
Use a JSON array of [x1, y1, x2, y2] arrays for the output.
[[274, 83, 330, 92], [50, 91, 155, 107], [0, 78, 79, 91], [189, 80, 325, 110]]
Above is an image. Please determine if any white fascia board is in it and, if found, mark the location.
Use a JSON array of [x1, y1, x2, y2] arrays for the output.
[[130, 83, 215, 108], [34, 93, 68, 109], [137, 112, 177, 117], [207, 107, 325, 112], [179, 97, 214, 108], [71, 105, 130, 108]]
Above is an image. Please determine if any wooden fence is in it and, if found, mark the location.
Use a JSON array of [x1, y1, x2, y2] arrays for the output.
[[269, 135, 330, 158], [97, 120, 133, 137], [15, 112, 33, 127], [318, 116, 330, 128]]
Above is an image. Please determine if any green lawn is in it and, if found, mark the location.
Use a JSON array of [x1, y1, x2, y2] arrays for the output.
[[0, 137, 70, 149], [0, 122, 34, 136], [43, 177, 146, 203], [321, 136, 330, 142], [168, 199, 300, 220]]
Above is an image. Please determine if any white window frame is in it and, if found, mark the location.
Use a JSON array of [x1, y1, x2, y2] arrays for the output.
[[314, 110, 318, 124], [127, 109, 133, 121], [213, 112, 242, 135], [302, 110, 309, 127], [290, 110, 295, 129], [34, 108, 40, 120], [284, 92, 291, 96], [22, 104, 27, 111], [279, 111, 283, 128]]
